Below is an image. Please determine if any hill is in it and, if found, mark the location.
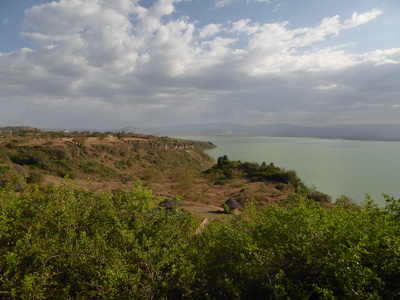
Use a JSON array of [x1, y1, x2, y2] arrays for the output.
[[0, 126, 39, 134], [0, 131, 214, 184], [1, 130, 311, 210]]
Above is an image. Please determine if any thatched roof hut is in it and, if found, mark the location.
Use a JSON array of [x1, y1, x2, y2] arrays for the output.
[[12, 165, 27, 174], [223, 197, 240, 213], [159, 198, 179, 211]]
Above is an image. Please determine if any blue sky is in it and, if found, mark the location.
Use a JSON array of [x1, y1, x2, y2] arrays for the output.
[[0, 0, 399, 129]]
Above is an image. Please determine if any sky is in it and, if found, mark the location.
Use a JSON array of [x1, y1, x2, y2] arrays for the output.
[[0, 0, 399, 129]]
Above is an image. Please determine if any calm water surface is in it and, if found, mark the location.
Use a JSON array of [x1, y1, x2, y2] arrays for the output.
[[175, 135, 400, 206]]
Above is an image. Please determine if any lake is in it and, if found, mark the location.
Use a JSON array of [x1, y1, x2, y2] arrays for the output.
[[174, 135, 400, 206]]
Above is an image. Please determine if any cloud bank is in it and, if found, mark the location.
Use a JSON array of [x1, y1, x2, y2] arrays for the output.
[[0, 0, 399, 128]]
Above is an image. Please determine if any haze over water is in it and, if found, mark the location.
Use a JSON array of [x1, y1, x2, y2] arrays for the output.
[[179, 136, 400, 206]]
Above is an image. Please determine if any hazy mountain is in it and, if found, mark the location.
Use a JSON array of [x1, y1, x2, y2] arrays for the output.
[[0, 126, 39, 133], [117, 123, 400, 141]]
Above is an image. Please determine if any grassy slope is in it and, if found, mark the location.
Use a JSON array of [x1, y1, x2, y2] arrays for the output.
[[0, 132, 298, 218]]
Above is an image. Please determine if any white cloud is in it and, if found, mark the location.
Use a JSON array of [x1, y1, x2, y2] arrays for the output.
[[199, 23, 223, 39], [314, 83, 342, 90], [230, 19, 260, 35], [216, 0, 271, 9], [360, 48, 400, 65], [343, 9, 382, 29], [214, 0, 234, 9], [246, 0, 270, 3], [0, 1, 399, 128], [2, 18, 8, 25], [272, 3, 284, 13]]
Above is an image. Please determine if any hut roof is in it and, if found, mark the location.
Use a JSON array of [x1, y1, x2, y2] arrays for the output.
[[13, 165, 27, 173], [160, 198, 179, 209], [224, 197, 240, 209]]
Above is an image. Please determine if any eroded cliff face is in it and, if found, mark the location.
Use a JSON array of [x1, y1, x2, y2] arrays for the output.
[[123, 139, 215, 152], [44, 137, 215, 158], [1, 135, 216, 182]]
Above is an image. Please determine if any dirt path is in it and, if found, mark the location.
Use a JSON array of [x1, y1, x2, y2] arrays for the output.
[[181, 201, 225, 220]]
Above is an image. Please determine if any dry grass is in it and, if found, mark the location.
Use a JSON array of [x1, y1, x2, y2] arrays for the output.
[[3, 135, 293, 220]]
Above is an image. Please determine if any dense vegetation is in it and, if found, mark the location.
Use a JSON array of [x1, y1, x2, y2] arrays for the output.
[[0, 179, 399, 298], [206, 155, 304, 186], [205, 155, 331, 203], [1, 130, 399, 298]]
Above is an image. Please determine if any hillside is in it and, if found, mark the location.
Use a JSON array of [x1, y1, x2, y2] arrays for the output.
[[0, 131, 214, 184], [0, 126, 39, 134], [0, 130, 311, 212]]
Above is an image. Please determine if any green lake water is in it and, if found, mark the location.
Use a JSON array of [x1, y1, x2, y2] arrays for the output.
[[175, 135, 400, 206]]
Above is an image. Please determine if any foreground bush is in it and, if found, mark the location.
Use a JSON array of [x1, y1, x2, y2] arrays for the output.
[[0, 183, 197, 299], [1, 182, 399, 299], [193, 197, 400, 298]]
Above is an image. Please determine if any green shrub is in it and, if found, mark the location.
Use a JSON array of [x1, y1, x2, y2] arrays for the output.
[[0, 184, 197, 299], [79, 161, 117, 178], [119, 174, 132, 184], [0, 165, 28, 192], [26, 169, 44, 184], [205, 156, 305, 187], [335, 195, 359, 208], [190, 196, 400, 298], [307, 190, 332, 203], [275, 183, 286, 190]]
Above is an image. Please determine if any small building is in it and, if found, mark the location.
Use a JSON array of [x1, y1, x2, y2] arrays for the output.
[[12, 165, 27, 174], [159, 198, 179, 211], [223, 197, 240, 214]]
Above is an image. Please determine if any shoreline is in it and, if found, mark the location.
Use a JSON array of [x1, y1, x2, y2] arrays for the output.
[[170, 134, 400, 143]]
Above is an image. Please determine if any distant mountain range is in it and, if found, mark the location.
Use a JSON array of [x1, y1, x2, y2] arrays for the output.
[[116, 123, 400, 141]]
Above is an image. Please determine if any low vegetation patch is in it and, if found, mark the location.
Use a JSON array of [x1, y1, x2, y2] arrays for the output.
[[205, 155, 304, 186], [204, 155, 330, 204]]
